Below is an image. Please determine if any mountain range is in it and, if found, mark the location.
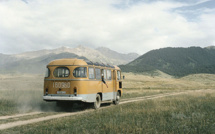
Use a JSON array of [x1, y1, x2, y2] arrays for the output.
[[0, 46, 139, 74], [13, 45, 139, 65], [119, 46, 215, 77], [2, 45, 215, 76]]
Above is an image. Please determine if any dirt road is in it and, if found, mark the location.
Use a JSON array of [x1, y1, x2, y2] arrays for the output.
[[0, 89, 214, 130]]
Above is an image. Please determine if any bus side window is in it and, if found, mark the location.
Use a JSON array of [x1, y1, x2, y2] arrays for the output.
[[107, 70, 111, 80], [95, 68, 101, 80], [89, 67, 95, 79], [102, 69, 107, 80]]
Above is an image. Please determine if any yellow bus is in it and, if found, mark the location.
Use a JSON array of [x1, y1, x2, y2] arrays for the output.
[[43, 58, 122, 109]]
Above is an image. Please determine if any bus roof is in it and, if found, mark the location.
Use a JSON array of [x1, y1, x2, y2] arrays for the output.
[[47, 58, 120, 69]]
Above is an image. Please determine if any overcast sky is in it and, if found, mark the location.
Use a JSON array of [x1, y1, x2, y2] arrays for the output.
[[0, 0, 215, 55]]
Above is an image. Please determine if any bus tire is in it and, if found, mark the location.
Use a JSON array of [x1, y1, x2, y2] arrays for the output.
[[93, 94, 101, 109], [113, 91, 120, 105]]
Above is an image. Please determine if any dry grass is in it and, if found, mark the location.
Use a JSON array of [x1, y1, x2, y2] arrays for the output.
[[122, 72, 215, 90], [121, 72, 215, 99]]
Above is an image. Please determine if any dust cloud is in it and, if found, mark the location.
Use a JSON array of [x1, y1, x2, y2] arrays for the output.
[[0, 74, 66, 113]]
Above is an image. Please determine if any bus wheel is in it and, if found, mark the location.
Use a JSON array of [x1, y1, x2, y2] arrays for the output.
[[113, 92, 120, 105], [93, 94, 101, 109]]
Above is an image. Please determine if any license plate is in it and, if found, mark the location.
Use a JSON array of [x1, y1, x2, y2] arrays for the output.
[[57, 91, 66, 94], [53, 82, 70, 88]]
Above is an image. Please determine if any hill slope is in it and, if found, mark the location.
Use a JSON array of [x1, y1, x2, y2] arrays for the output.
[[96, 47, 139, 64], [120, 47, 215, 76]]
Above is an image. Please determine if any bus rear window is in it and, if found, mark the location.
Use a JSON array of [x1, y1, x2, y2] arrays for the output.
[[53, 67, 70, 77], [45, 68, 50, 77], [73, 67, 87, 78]]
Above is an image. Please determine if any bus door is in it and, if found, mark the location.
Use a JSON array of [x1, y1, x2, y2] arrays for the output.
[[102, 69, 112, 100], [101, 69, 107, 100], [116, 70, 122, 92]]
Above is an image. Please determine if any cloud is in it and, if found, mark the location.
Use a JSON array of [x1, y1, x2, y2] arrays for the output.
[[0, 0, 215, 55]]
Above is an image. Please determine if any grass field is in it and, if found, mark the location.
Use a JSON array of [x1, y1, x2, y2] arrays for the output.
[[0, 72, 215, 133], [1, 73, 215, 115], [1, 91, 215, 134], [122, 72, 215, 99]]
